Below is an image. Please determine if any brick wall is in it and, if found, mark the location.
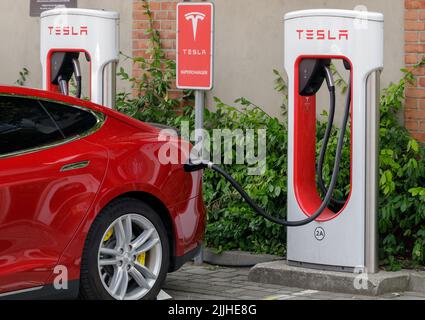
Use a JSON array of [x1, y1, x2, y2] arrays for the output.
[[132, 0, 179, 97], [405, 0, 425, 142]]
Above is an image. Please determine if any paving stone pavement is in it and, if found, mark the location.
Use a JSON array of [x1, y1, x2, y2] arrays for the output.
[[164, 263, 425, 301]]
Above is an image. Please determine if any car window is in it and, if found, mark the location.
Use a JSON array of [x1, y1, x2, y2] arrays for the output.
[[41, 101, 98, 139], [0, 96, 65, 156]]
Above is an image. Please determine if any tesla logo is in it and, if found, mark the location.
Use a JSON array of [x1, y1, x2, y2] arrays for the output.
[[297, 29, 349, 41], [185, 12, 206, 41], [48, 26, 88, 36]]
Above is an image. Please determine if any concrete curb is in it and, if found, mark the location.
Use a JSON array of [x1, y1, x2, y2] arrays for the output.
[[409, 272, 425, 293], [203, 249, 283, 267], [248, 261, 421, 296]]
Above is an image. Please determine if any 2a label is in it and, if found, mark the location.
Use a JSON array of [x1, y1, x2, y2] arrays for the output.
[[314, 227, 326, 241]]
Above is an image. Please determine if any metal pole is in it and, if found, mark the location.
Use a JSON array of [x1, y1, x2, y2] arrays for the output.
[[365, 70, 380, 274], [194, 90, 205, 149], [194, 90, 205, 265]]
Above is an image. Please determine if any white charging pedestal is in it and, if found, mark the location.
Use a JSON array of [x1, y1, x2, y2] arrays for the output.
[[285, 9, 383, 273], [40, 8, 120, 108]]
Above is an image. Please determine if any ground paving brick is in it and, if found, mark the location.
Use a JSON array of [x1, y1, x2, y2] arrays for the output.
[[164, 263, 425, 301]]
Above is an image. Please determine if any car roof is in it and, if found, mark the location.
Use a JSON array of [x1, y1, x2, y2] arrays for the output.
[[0, 85, 158, 133]]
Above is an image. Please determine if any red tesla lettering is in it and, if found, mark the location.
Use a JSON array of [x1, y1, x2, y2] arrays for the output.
[[296, 30, 303, 40], [328, 30, 336, 40], [49, 26, 88, 36], [296, 29, 349, 40], [317, 30, 325, 40], [340, 30, 349, 40], [306, 30, 314, 40]]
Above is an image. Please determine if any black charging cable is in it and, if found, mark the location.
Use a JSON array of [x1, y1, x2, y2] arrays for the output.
[[185, 77, 352, 227], [317, 66, 348, 207]]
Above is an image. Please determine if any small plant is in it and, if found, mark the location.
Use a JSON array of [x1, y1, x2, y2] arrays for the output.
[[273, 69, 289, 119], [202, 97, 288, 255], [116, 0, 189, 124], [320, 61, 425, 270], [376, 62, 425, 270]]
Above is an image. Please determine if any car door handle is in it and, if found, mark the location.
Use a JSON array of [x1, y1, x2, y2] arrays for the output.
[[60, 161, 91, 172]]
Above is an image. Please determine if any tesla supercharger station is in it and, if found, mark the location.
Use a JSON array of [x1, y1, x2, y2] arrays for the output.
[[40, 8, 120, 108], [285, 9, 383, 273]]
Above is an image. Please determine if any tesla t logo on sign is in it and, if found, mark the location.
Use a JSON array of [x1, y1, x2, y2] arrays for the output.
[[185, 12, 206, 40], [177, 2, 214, 90]]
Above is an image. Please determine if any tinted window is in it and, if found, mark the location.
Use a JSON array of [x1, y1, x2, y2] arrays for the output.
[[42, 101, 98, 138], [0, 97, 64, 156]]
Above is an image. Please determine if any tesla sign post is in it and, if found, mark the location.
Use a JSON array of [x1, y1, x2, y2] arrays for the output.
[[177, 2, 213, 265], [177, 2, 214, 156]]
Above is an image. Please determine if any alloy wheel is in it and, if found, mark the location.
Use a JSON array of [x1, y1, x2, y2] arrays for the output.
[[97, 214, 163, 300]]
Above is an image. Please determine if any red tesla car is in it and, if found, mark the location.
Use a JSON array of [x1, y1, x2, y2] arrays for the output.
[[0, 86, 205, 300]]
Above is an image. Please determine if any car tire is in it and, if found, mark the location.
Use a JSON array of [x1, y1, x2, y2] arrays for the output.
[[79, 198, 170, 300]]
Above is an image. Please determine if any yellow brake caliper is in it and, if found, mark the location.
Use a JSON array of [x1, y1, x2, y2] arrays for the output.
[[137, 252, 147, 266], [104, 229, 113, 242]]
